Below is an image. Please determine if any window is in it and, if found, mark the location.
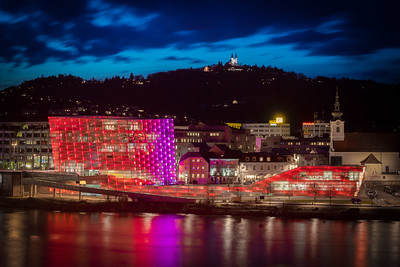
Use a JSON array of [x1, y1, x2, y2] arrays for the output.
[[336, 127, 340, 132]]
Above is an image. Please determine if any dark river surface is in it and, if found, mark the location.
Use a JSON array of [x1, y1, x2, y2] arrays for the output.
[[0, 207, 399, 267]]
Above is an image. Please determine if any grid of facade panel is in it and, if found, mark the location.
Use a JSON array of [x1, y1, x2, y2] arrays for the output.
[[48, 116, 176, 185]]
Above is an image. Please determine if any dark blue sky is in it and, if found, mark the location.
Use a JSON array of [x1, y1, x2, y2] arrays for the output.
[[1, 0, 399, 88]]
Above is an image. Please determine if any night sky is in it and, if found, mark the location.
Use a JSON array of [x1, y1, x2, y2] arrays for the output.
[[1, 0, 400, 88]]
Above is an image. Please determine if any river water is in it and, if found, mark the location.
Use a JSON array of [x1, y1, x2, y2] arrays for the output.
[[0, 207, 399, 267]]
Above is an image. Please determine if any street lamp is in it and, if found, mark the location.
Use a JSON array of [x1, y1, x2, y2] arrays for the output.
[[12, 142, 17, 170]]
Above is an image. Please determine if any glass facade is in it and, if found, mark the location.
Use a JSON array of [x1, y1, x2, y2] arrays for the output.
[[49, 116, 176, 185], [251, 166, 365, 196]]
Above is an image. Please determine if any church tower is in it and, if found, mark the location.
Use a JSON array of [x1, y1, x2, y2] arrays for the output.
[[330, 87, 345, 143], [228, 54, 238, 66]]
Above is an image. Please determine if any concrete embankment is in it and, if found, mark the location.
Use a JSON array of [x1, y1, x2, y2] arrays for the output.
[[1, 197, 400, 221]]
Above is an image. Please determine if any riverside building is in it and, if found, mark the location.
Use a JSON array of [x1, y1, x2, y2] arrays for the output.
[[0, 121, 53, 170], [48, 116, 176, 185]]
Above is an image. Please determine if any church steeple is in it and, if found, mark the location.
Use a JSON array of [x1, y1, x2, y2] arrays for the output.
[[330, 87, 345, 145], [331, 87, 343, 120]]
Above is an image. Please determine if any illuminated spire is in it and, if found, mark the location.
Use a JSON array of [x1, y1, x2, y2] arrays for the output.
[[331, 87, 343, 120]]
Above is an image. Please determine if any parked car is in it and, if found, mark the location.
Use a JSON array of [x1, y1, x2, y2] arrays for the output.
[[384, 186, 392, 194], [366, 189, 377, 199]]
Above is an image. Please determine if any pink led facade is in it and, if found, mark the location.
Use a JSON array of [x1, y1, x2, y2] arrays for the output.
[[48, 116, 176, 185]]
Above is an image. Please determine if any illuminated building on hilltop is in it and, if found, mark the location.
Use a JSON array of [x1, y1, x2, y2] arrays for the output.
[[48, 116, 176, 185], [227, 54, 238, 66]]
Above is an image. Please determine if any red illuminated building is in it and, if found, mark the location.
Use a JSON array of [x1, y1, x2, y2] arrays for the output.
[[48, 116, 176, 185], [251, 166, 365, 197]]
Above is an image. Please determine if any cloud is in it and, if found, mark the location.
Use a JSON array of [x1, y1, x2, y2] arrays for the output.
[[36, 35, 78, 54], [0, 10, 30, 24], [1, 0, 400, 85], [162, 56, 205, 64], [88, 0, 158, 30], [316, 18, 346, 34]]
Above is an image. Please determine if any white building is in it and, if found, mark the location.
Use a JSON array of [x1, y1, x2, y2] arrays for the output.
[[239, 153, 296, 184], [242, 117, 291, 139], [330, 132, 400, 182], [328, 88, 400, 182]]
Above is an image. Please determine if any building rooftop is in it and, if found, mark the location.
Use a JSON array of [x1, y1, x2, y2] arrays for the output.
[[333, 132, 400, 152], [360, 153, 382, 165]]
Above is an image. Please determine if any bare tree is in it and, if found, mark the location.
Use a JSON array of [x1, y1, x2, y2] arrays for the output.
[[265, 179, 273, 205], [286, 185, 293, 204], [326, 185, 336, 205], [311, 181, 319, 204]]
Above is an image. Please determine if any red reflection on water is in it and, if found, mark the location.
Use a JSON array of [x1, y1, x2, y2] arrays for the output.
[[45, 212, 185, 266], [353, 221, 368, 267]]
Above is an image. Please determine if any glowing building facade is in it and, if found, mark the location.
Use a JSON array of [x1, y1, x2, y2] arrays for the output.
[[48, 116, 176, 185], [251, 166, 365, 197]]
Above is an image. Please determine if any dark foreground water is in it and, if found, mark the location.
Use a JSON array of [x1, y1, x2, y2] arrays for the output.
[[0, 207, 399, 267]]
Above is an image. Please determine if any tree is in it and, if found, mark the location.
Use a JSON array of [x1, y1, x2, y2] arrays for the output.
[[311, 181, 319, 203], [286, 184, 293, 204], [326, 185, 336, 205], [265, 179, 273, 205]]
